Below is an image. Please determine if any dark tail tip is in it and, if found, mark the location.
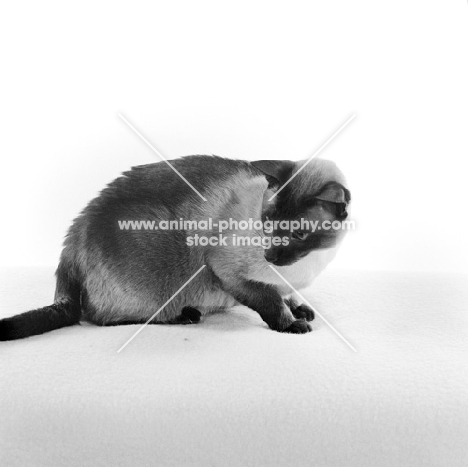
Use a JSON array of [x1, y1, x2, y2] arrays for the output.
[[0, 300, 81, 341], [0, 318, 17, 341]]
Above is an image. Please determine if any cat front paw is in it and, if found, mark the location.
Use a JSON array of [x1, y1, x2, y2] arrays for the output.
[[291, 304, 315, 321], [282, 320, 312, 334]]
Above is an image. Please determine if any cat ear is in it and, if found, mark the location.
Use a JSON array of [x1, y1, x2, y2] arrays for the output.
[[251, 160, 295, 190], [313, 182, 351, 204]]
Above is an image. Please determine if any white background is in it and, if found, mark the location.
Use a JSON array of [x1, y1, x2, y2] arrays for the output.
[[0, 0, 467, 272]]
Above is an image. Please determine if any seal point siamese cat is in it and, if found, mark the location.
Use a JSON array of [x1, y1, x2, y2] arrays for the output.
[[0, 156, 350, 340]]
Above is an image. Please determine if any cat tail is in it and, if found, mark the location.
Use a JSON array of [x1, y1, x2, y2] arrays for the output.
[[0, 262, 82, 341]]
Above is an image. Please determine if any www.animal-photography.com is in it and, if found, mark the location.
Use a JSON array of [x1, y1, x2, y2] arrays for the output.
[[1, 2, 467, 467]]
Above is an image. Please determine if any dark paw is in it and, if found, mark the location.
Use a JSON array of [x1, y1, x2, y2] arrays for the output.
[[166, 307, 201, 325], [282, 320, 312, 334], [181, 306, 201, 323], [291, 304, 315, 321]]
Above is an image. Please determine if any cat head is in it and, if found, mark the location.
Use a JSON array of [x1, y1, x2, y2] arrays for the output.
[[251, 159, 351, 266]]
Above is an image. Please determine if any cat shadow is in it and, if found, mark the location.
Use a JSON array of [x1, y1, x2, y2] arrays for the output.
[[198, 306, 266, 332]]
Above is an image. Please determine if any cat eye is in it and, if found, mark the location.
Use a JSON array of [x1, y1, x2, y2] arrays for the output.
[[292, 230, 309, 241]]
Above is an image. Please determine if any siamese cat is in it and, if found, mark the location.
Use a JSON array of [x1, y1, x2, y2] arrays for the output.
[[0, 155, 350, 341]]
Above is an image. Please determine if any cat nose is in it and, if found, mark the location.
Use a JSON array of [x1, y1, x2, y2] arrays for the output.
[[264, 249, 278, 263], [336, 203, 348, 220]]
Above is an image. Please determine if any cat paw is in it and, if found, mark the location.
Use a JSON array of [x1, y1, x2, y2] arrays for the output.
[[291, 304, 315, 321], [282, 320, 312, 334], [181, 306, 201, 323], [166, 307, 201, 324]]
